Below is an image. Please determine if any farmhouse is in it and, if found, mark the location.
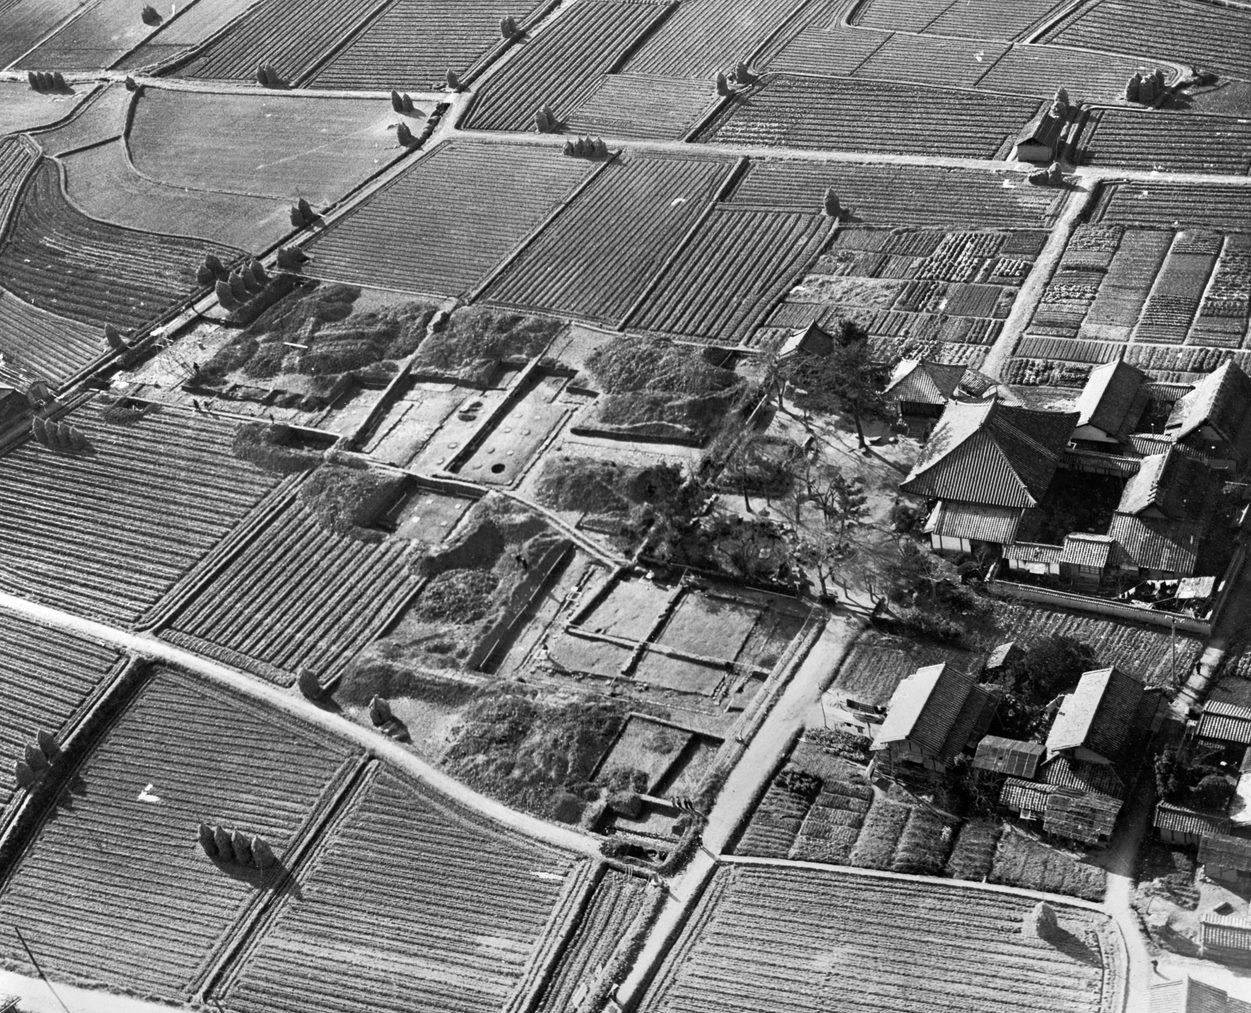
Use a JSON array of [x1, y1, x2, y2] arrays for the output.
[[1046, 666, 1144, 765], [1198, 701, 1251, 751], [1199, 833, 1251, 888], [1150, 976, 1251, 1012], [1072, 360, 1150, 446], [869, 662, 997, 774], [1154, 802, 1232, 847], [882, 359, 977, 435], [778, 320, 834, 358], [1201, 910, 1251, 965], [1166, 360, 1251, 462], [1012, 107, 1067, 163]]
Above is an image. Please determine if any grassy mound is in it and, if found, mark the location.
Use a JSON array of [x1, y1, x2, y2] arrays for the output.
[[413, 308, 564, 385]]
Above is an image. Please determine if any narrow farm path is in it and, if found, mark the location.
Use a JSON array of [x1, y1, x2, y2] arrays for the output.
[[1100, 769, 1157, 1009], [0, 590, 598, 857], [614, 614, 862, 1008]]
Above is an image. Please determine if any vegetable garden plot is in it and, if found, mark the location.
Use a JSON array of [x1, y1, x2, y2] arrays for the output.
[[0, 401, 279, 626], [0, 159, 240, 331], [214, 766, 585, 1013], [1133, 240, 1218, 344], [625, 0, 809, 79], [0, 613, 121, 811], [0, 668, 359, 1000], [28, 81, 129, 156], [171, 0, 385, 83], [726, 158, 1063, 228], [641, 865, 1120, 1013], [562, 73, 716, 141], [1078, 110, 1251, 177], [462, 0, 672, 133], [481, 152, 733, 324], [128, 88, 402, 206], [1092, 182, 1251, 233], [305, 140, 593, 297], [161, 496, 422, 688], [850, 0, 1061, 39], [697, 74, 1043, 159], [974, 44, 1174, 103], [1042, 0, 1251, 80], [308, 0, 549, 90], [0, 286, 103, 385], [60, 138, 291, 250], [16, 0, 164, 71], [852, 33, 1008, 89], [629, 207, 829, 345], [767, 22, 889, 77], [532, 867, 653, 1013]]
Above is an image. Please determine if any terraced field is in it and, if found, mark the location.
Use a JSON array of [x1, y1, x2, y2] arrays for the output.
[[0, 668, 360, 1000], [640, 864, 1120, 1013], [28, 82, 129, 156], [697, 74, 1042, 159], [60, 138, 291, 249], [214, 767, 587, 1013], [0, 80, 88, 136], [625, 0, 806, 78], [0, 287, 103, 385], [171, 0, 385, 82], [482, 152, 734, 322], [0, 613, 122, 812], [726, 158, 1063, 228], [852, 32, 1007, 89], [0, 134, 37, 232], [1078, 110, 1251, 176], [767, 22, 889, 77], [127, 88, 400, 206], [16, 0, 164, 70], [1042, 0, 1251, 80], [308, 0, 549, 89], [630, 207, 831, 344], [0, 400, 280, 625], [116, 0, 263, 71], [305, 139, 595, 296], [851, 0, 1064, 40], [0, 0, 84, 67], [161, 494, 422, 688], [0, 159, 239, 331], [463, 0, 672, 132]]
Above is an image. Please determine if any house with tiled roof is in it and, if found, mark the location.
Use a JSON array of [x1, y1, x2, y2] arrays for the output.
[[1202, 909, 1251, 964], [883, 359, 975, 433], [778, 320, 834, 359], [1167, 360, 1251, 460], [1154, 802, 1233, 847], [1151, 976, 1251, 1013], [903, 399, 1077, 554], [1012, 107, 1067, 163], [1198, 701, 1251, 750], [1199, 833, 1251, 888], [870, 663, 997, 774], [1046, 666, 1145, 766], [1072, 360, 1149, 445]]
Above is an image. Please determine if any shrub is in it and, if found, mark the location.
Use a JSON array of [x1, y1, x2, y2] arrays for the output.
[[298, 463, 402, 538], [414, 308, 562, 383], [231, 422, 321, 474], [414, 568, 500, 623]]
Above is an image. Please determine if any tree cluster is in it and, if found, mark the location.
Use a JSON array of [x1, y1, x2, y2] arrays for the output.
[[1154, 746, 1235, 811], [198, 823, 277, 870], [12, 730, 59, 790], [27, 70, 68, 93], [30, 416, 89, 454]]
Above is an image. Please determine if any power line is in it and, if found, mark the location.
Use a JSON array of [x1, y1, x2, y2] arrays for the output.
[[13, 927, 73, 1013]]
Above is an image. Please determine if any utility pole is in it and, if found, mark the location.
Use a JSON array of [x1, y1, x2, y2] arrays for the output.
[[13, 928, 73, 1013]]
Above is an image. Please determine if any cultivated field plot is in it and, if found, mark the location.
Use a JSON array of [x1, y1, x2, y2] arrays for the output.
[[0, 0, 85, 67], [60, 138, 291, 249], [625, 0, 807, 79], [726, 158, 1064, 229], [850, 0, 1063, 39], [16, 0, 163, 70], [0, 401, 280, 626], [0, 668, 359, 999], [973, 43, 1175, 103], [641, 864, 1120, 1013], [116, 0, 262, 71], [532, 866, 652, 1013], [127, 88, 404, 206], [27, 82, 130, 156], [0, 614, 122, 812], [1012, 183, 1251, 382], [161, 493, 423, 688], [305, 139, 595, 297], [764, 225, 1040, 363], [308, 0, 548, 90], [0, 159, 239, 331], [0, 80, 88, 135], [214, 766, 586, 1013], [562, 74, 717, 141], [0, 287, 103, 385], [851, 32, 1008, 89], [766, 21, 892, 78], [170, 0, 384, 83], [462, 0, 671, 133], [697, 74, 1043, 159], [482, 152, 734, 324], [1077, 110, 1251, 176], [0, 134, 36, 233], [628, 207, 831, 345], [1041, 0, 1251, 81]]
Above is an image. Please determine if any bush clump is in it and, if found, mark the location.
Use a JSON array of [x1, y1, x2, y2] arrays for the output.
[[413, 308, 563, 384], [414, 568, 500, 623], [298, 461, 402, 539], [232, 422, 322, 474]]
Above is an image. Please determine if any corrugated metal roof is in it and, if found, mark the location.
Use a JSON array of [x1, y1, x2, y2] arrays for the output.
[[901, 400, 1077, 509], [1150, 977, 1245, 1013], [973, 735, 1044, 777], [1004, 541, 1062, 564], [1198, 702, 1251, 746], [930, 500, 1022, 543], [1043, 786, 1122, 844], [1001, 777, 1054, 819], [1202, 911, 1251, 950]]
